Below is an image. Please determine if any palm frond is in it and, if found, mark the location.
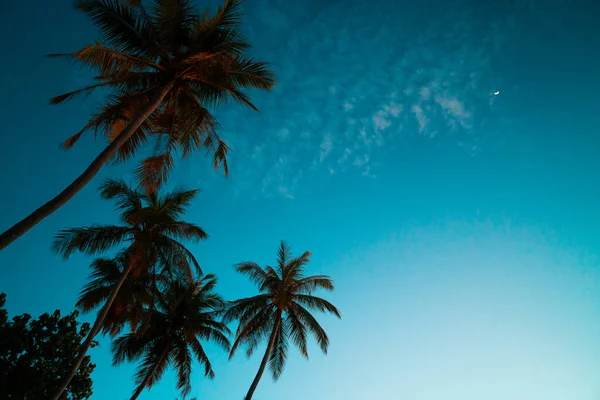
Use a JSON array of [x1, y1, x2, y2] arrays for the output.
[[291, 303, 331, 354], [76, 0, 159, 57], [112, 332, 153, 365], [52, 225, 131, 259], [188, 337, 215, 379], [154, 234, 202, 276], [99, 178, 143, 217], [195, 323, 231, 352], [268, 318, 287, 380], [69, 42, 164, 78], [285, 308, 308, 358], [221, 294, 270, 324], [184, 75, 258, 110], [133, 342, 171, 388], [229, 306, 275, 358], [76, 256, 122, 312], [176, 86, 222, 157], [134, 146, 176, 190], [50, 81, 115, 105], [293, 294, 341, 318], [157, 187, 199, 218], [228, 56, 276, 90], [276, 241, 291, 274], [234, 262, 267, 288], [207, 0, 243, 28], [207, 27, 250, 55], [295, 275, 335, 294], [283, 251, 312, 282], [149, 0, 196, 53], [173, 340, 193, 396]]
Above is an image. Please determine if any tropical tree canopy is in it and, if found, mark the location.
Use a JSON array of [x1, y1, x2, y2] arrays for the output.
[[49, 178, 208, 400], [0, 0, 275, 252], [112, 274, 231, 399], [52, 178, 206, 279], [53, 0, 276, 189], [225, 241, 341, 399]]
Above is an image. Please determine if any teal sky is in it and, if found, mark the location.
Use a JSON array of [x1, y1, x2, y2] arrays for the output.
[[1, 0, 600, 399]]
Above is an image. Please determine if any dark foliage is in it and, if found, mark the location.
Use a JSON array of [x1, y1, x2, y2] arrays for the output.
[[0, 293, 96, 399]]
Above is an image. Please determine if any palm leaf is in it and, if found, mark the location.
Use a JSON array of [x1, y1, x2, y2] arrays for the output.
[[268, 317, 287, 380], [285, 308, 308, 358], [295, 275, 335, 294], [228, 56, 276, 90], [50, 81, 115, 105], [173, 340, 193, 396], [188, 337, 215, 379], [75, 0, 159, 57], [99, 178, 143, 216], [292, 303, 331, 354], [52, 225, 131, 259], [293, 294, 341, 318], [222, 294, 270, 323], [229, 306, 275, 358], [234, 262, 268, 288]]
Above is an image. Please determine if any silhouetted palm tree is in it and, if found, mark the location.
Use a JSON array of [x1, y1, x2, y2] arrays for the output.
[[225, 242, 341, 400], [51, 179, 206, 399], [0, 0, 275, 251], [113, 274, 230, 400]]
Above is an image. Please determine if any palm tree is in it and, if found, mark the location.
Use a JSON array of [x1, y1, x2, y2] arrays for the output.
[[112, 274, 230, 400], [224, 241, 341, 400], [51, 178, 207, 400], [0, 0, 275, 251]]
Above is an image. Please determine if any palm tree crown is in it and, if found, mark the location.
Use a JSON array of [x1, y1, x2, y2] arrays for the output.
[[225, 241, 341, 399], [112, 274, 230, 399], [53, 178, 206, 278], [54, 0, 276, 188]]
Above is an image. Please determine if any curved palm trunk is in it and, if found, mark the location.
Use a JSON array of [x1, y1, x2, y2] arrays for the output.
[[130, 346, 170, 400], [245, 311, 282, 400], [0, 83, 173, 251], [51, 260, 136, 400]]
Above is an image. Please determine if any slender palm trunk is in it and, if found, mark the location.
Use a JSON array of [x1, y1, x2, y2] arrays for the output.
[[129, 346, 170, 400], [51, 261, 136, 400], [245, 312, 282, 400], [0, 83, 174, 251]]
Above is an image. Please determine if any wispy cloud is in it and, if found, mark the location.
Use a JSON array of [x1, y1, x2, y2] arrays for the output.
[[204, 0, 537, 199], [319, 133, 333, 163]]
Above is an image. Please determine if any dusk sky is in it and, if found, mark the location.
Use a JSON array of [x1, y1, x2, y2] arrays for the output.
[[1, 0, 600, 399]]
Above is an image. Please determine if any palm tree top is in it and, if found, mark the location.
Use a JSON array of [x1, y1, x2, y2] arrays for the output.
[[52, 178, 206, 278], [112, 274, 230, 398], [225, 241, 341, 380], [236, 241, 339, 300], [51, 0, 276, 188]]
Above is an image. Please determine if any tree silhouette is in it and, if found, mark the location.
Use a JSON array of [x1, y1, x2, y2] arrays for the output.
[[225, 242, 341, 400], [0, 0, 275, 251]]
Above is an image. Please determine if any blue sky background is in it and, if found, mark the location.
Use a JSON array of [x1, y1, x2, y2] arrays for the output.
[[1, 0, 600, 399]]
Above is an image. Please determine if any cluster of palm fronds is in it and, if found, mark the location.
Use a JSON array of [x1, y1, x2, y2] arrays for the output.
[[0, 0, 341, 399], [0, 0, 274, 250], [51, 180, 340, 400]]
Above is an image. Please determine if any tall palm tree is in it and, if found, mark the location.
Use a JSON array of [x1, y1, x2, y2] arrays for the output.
[[224, 241, 341, 400], [112, 274, 230, 400], [0, 0, 275, 251], [51, 178, 207, 400]]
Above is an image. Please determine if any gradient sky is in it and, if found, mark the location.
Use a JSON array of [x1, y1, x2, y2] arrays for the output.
[[1, 0, 600, 399]]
